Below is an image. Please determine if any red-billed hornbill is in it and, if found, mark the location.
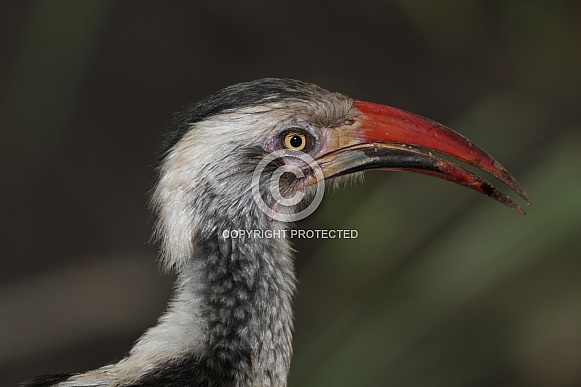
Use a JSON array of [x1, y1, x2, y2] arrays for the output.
[[24, 78, 529, 387]]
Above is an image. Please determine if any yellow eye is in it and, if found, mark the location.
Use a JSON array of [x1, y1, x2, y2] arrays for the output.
[[284, 133, 307, 151]]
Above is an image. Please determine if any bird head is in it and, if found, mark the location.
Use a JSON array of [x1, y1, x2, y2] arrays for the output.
[[153, 78, 529, 270]]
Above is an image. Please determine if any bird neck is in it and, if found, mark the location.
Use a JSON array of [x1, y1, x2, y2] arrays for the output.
[[59, 222, 297, 387], [113, 225, 296, 386], [188, 226, 296, 386]]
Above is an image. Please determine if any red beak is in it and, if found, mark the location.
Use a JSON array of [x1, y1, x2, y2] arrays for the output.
[[312, 101, 530, 214]]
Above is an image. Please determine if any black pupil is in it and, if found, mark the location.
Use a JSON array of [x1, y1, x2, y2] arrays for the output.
[[290, 135, 303, 148]]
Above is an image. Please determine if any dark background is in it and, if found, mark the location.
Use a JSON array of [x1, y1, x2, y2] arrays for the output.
[[1, 1, 580, 386]]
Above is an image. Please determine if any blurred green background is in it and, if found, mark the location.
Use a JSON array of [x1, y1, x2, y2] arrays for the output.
[[1, 1, 580, 386]]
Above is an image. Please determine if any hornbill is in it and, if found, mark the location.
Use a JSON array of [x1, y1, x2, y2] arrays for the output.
[[24, 78, 529, 386]]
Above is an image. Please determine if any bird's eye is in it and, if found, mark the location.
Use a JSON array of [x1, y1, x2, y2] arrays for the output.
[[283, 133, 307, 151]]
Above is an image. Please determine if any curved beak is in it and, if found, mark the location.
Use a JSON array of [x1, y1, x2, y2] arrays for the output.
[[311, 101, 530, 214]]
